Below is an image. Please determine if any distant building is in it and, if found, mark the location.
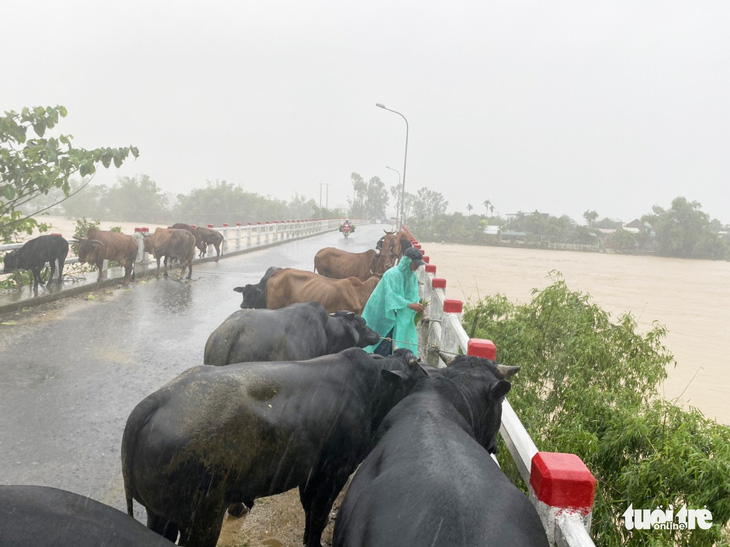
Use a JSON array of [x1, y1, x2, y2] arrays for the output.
[[499, 230, 527, 244]]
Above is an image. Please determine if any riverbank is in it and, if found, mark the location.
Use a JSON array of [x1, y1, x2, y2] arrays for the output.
[[421, 242, 730, 426]]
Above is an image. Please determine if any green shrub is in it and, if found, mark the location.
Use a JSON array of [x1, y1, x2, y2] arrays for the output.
[[464, 274, 730, 546]]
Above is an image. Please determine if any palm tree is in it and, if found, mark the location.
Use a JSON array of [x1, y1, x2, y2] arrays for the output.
[[467, 203, 473, 214], [483, 199, 494, 217]]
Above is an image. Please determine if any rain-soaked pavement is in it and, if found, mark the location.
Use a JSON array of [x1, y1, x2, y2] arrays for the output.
[[0, 223, 386, 522]]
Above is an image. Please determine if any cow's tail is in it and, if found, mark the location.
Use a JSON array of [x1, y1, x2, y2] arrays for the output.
[[121, 393, 164, 516]]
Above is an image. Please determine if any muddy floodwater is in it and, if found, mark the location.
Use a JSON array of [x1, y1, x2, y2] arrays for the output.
[[421, 242, 730, 426]]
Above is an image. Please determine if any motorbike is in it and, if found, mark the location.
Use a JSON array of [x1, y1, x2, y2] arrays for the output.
[[341, 224, 351, 238]]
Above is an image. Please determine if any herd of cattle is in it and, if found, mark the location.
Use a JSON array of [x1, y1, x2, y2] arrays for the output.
[[1, 224, 225, 289], [0, 227, 549, 546]]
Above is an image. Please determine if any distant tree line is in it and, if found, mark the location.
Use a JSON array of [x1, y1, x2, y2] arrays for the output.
[[18, 176, 346, 231], [409, 197, 729, 261]]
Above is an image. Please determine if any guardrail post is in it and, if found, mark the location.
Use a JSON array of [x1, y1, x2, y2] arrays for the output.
[[440, 298, 465, 364], [221, 224, 229, 252], [467, 338, 497, 360], [529, 452, 596, 546], [235, 223, 241, 248], [256, 222, 262, 245], [134, 228, 148, 273]]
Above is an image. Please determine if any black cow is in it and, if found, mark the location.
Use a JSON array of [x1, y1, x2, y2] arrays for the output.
[[203, 302, 380, 366], [0, 485, 175, 547], [122, 348, 428, 547], [233, 265, 281, 308], [2, 234, 68, 289], [333, 355, 549, 547]]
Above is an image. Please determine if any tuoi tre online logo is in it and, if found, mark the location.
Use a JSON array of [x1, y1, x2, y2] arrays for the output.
[[623, 504, 713, 531]]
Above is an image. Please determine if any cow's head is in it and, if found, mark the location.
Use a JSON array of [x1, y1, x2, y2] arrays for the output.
[[141, 234, 156, 254], [331, 310, 380, 348], [439, 355, 517, 454], [370, 349, 431, 427], [371, 249, 396, 276], [233, 284, 266, 309], [77, 239, 105, 264], [2, 250, 19, 272]]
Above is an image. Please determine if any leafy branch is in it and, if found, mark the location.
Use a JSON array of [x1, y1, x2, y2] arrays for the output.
[[0, 105, 138, 242]]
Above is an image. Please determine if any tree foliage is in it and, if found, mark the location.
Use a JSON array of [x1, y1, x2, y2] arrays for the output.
[[349, 173, 389, 220], [410, 187, 448, 224], [583, 209, 599, 226], [172, 180, 308, 226], [0, 106, 138, 242], [606, 227, 637, 253], [105, 175, 169, 222], [464, 277, 730, 546], [642, 197, 729, 259]]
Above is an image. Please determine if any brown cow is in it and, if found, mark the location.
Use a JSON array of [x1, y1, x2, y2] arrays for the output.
[[142, 228, 196, 279], [377, 230, 412, 258], [314, 247, 393, 281], [393, 230, 413, 256], [76, 228, 139, 286], [266, 268, 380, 315], [195, 226, 224, 261]]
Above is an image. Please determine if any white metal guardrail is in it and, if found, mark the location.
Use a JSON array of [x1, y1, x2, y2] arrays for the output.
[[0, 218, 350, 280], [410, 231, 597, 547]]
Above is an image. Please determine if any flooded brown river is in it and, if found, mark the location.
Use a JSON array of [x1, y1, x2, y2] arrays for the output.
[[420, 243, 730, 426]]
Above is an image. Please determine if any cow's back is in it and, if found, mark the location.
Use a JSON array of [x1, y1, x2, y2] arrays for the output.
[[85, 229, 137, 261], [203, 304, 329, 365], [334, 391, 548, 546], [0, 485, 175, 547], [18, 235, 68, 266], [125, 353, 381, 502], [267, 269, 360, 313], [314, 247, 376, 281]]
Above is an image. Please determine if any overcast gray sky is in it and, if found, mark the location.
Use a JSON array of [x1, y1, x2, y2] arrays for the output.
[[3, 0, 729, 224]]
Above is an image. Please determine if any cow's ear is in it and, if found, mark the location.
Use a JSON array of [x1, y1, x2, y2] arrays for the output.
[[490, 380, 511, 401], [233, 287, 244, 293], [381, 369, 409, 383]]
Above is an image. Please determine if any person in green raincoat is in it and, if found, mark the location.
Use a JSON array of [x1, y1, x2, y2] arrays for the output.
[[361, 246, 426, 356]]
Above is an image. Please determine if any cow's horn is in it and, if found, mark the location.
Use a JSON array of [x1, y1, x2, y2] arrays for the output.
[[496, 365, 520, 379], [408, 358, 420, 369], [438, 351, 457, 366]]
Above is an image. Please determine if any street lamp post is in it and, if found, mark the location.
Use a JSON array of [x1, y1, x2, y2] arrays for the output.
[[385, 165, 401, 227], [376, 103, 408, 228]]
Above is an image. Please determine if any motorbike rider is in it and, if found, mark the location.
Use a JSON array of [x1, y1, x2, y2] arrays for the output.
[[340, 219, 354, 233]]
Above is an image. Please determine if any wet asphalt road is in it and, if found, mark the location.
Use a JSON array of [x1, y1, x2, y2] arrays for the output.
[[0, 224, 385, 519]]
